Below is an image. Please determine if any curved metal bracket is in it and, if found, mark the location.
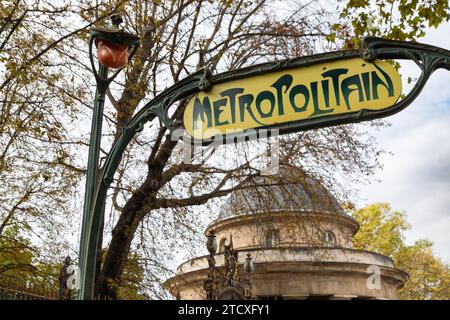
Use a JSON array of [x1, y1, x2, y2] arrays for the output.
[[78, 67, 212, 299], [356, 36, 450, 122]]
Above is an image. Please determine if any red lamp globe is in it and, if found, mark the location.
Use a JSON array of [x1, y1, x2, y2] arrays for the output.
[[96, 39, 129, 69]]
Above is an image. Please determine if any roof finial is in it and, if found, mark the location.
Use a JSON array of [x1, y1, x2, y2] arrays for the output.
[[110, 13, 123, 28]]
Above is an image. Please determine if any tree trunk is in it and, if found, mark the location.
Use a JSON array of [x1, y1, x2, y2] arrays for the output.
[[95, 135, 177, 299], [95, 180, 153, 299]]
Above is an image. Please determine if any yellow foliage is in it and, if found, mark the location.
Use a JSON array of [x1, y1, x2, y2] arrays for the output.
[[353, 203, 450, 300]]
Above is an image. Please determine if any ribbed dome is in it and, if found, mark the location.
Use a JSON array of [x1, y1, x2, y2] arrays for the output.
[[219, 166, 346, 220]]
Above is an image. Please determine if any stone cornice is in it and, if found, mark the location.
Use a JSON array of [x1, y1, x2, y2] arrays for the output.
[[205, 210, 360, 236]]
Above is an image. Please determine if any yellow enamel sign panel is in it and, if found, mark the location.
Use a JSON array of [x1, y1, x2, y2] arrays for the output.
[[183, 58, 402, 140]]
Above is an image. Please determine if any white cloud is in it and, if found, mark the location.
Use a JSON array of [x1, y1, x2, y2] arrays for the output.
[[357, 23, 450, 261]]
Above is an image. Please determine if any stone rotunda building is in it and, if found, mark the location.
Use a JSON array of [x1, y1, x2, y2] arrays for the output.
[[165, 168, 408, 300]]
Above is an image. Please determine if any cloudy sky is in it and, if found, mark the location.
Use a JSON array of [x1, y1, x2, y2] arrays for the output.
[[357, 22, 450, 262]]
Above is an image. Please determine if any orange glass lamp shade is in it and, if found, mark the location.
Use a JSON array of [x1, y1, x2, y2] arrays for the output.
[[96, 39, 129, 69]]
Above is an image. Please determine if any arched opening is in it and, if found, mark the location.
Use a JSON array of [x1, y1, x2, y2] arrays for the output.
[[265, 229, 280, 248], [323, 230, 336, 247], [218, 238, 228, 253]]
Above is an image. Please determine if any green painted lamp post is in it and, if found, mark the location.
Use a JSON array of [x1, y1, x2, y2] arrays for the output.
[[78, 14, 139, 300]]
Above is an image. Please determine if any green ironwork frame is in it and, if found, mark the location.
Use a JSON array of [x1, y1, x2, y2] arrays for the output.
[[78, 36, 450, 299]]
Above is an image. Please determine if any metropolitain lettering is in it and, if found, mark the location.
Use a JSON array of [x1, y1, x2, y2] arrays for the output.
[[190, 64, 395, 130]]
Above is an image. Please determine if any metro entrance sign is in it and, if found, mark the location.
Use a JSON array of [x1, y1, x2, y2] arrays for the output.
[[78, 29, 450, 300], [184, 57, 402, 141]]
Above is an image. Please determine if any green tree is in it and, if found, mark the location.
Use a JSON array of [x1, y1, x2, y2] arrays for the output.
[[337, 0, 450, 47], [0, 224, 35, 282], [353, 203, 450, 300], [0, 223, 62, 298]]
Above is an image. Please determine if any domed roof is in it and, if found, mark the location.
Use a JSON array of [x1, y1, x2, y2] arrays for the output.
[[219, 166, 346, 220]]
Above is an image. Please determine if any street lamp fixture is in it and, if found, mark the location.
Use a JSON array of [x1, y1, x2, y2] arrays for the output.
[[206, 231, 218, 255], [78, 14, 139, 300], [88, 14, 140, 86], [90, 17, 139, 69], [244, 253, 254, 299], [245, 253, 254, 274]]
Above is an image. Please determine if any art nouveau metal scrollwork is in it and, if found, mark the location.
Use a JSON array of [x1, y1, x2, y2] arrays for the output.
[[203, 234, 254, 300]]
